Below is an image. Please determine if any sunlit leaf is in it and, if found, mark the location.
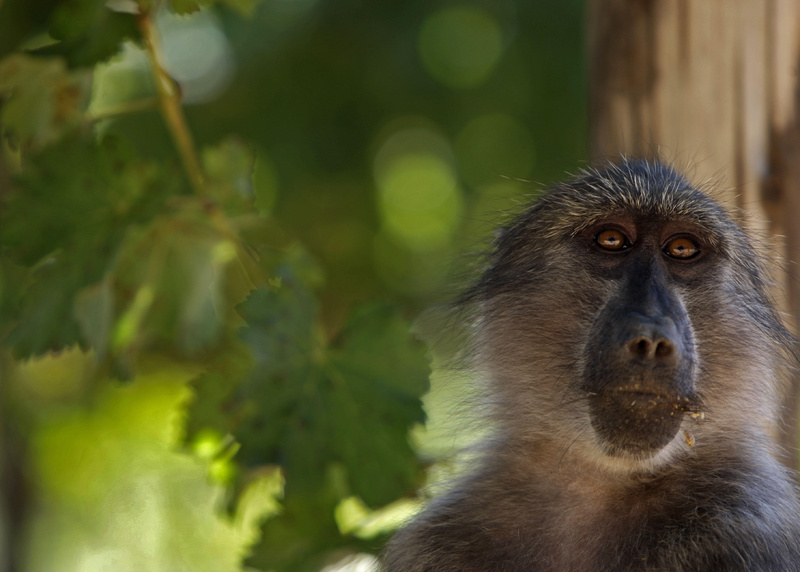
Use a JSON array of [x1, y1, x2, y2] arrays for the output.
[[27, 368, 274, 572], [234, 467, 285, 546]]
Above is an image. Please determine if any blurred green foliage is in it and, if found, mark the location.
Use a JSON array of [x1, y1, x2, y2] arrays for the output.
[[0, 0, 585, 570]]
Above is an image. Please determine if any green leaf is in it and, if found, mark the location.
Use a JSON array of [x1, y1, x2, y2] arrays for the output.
[[234, 468, 285, 548], [108, 198, 261, 356], [73, 279, 115, 357], [0, 253, 27, 332], [0, 134, 180, 356], [327, 304, 429, 506], [4, 260, 89, 356], [0, 0, 62, 58], [186, 338, 255, 437], [168, 0, 207, 16], [202, 136, 256, 215], [42, 0, 138, 67], [27, 367, 275, 572], [169, 0, 260, 17], [0, 54, 91, 148], [186, 247, 429, 569], [233, 253, 429, 505], [3, 135, 177, 266], [218, 0, 260, 16], [253, 491, 352, 572]]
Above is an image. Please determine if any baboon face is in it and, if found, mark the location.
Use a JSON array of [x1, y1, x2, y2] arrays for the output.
[[475, 162, 781, 464], [580, 217, 699, 456]]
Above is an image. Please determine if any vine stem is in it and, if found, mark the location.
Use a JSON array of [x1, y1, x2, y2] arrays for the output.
[[138, 9, 205, 195], [89, 97, 159, 121]]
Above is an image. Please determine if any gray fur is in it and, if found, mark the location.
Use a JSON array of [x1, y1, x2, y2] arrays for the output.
[[383, 160, 800, 571]]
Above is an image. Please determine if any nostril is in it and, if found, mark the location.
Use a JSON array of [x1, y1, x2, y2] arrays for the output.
[[655, 339, 675, 359], [629, 337, 652, 357], [626, 335, 677, 362]]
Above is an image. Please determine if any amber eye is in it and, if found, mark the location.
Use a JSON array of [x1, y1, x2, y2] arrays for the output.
[[664, 236, 700, 260], [596, 229, 628, 251]]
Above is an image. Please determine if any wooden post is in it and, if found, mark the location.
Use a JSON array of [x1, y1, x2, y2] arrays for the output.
[[588, 0, 800, 467]]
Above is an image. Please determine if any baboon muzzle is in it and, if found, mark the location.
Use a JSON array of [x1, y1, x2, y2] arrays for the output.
[[582, 265, 697, 457]]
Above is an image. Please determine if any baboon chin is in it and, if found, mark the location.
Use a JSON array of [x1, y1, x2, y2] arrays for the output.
[[383, 160, 800, 571]]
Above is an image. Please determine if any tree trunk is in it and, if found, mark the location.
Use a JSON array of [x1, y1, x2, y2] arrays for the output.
[[588, 0, 800, 467]]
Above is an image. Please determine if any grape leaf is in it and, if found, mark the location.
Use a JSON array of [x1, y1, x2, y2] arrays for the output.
[[106, 198, 262, 357], [4, 260, 89, 356], [0, 0, 62, 58], [0, 54, 91, 149], [185, 338, 255, 437], [170, 0, 260, 17], [0, 254, 27, 332], [202, 136, 256, 216], [327, 304, 429, 506], [0, 135, 180, 357], [169, 0, 209, 15], [253, 491, 359, 572], [3, 135, 177, 265], [42, 0, 138, 67], [28, 367, 280, 572], [234, 260, 429, 507]]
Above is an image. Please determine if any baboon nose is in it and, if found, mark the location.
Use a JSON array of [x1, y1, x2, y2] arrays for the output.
[[622, 317, 681, 368], [627, 335, 676, 362]]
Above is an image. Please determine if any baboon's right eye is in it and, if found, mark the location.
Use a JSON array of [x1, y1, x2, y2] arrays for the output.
[[664, 236, 700, 260], [596, 229, 628, 252]]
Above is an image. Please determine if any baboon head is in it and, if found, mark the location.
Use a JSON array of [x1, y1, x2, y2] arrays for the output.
[[469, 160, 788, 469]]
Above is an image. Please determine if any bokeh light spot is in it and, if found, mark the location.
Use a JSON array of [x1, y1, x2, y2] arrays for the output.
[[158, 10, 235, 104], [418, 6, 504, 89], [375, 140, 463, 252], [371, 125, 463, 293]]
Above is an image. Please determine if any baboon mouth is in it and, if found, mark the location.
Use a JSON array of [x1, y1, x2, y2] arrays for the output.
[[588, 388, 696, 456]]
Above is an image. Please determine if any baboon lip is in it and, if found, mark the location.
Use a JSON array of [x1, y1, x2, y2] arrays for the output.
[[600, 387, 696, 410]]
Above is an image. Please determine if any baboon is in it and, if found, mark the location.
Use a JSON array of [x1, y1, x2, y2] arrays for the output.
[[383, 160, 800, 571]]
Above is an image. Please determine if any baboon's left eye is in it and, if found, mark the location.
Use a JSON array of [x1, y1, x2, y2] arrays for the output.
[[596, 229, 628, 251], [664, 236, 700, 260]]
